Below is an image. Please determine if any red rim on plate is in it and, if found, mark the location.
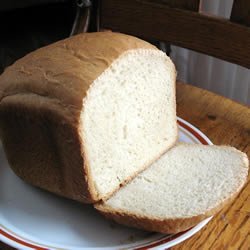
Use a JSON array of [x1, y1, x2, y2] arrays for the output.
[[0, 118, 212, 250]]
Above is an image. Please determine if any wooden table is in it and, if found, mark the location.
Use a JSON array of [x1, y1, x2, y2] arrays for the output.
[[1, 82, 249, 249], [173, 82, 250, 250]]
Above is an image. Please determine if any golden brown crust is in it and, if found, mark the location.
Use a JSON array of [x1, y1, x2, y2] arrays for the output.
[[95, 185, 244, 234], [0, 94, 94, 202], [0, 32, 157, 203], [0, 32, 156, 109]]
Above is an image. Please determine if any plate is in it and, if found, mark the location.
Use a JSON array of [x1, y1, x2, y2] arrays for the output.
[[0, 117, 213, 250]]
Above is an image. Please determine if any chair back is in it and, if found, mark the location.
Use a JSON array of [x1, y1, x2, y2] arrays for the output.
[[99, 0, 250, 68]]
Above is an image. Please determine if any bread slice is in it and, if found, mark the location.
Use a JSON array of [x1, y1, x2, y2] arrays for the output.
[[95, 144, 249, 233], [0, 32, 177, 203]]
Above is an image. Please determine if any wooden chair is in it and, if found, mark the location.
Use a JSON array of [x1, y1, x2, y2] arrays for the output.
[[96, 1, 250, 249]]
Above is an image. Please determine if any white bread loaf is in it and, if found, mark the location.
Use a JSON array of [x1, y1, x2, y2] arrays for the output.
[[95, 143, 249, 233], [0, 32, 177, 203]]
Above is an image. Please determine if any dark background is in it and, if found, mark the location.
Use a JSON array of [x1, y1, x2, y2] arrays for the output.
[[0, 0, 75, 74]]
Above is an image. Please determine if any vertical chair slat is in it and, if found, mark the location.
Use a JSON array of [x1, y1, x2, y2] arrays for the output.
[[230, 0, 250, 26]]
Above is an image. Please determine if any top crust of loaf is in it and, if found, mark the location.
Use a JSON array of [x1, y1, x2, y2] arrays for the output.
[[0, 32, 156, 112]]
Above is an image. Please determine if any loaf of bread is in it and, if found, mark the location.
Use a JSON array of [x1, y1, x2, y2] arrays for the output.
[[95, 143, 249, 233], [0, 32, 177, 203]]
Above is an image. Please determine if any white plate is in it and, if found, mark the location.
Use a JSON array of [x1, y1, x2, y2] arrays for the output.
[[0, 117, 213, 250]]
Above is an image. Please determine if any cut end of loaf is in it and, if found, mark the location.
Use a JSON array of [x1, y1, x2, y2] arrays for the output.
[[95, 144, 249, 233], [80, 49, 177, 201]]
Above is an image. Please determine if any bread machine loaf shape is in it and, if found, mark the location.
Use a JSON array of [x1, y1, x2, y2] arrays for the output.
[[0, 32, 177, 203]]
